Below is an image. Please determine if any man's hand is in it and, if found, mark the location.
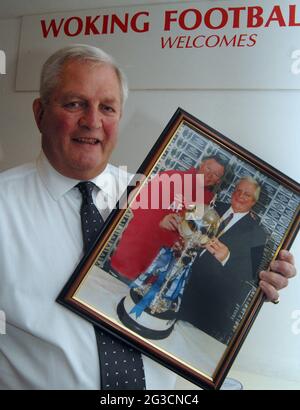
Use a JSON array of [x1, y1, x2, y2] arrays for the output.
[[259, 250, 296, 302], [205, 237, 229, 263], [159, 213, 182, 231]]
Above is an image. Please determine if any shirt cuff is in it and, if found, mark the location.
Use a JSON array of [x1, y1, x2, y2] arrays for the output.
[[221, 252, 230, 266]]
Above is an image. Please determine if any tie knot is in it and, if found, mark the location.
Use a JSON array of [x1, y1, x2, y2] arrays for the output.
[[223, 212, 234, 224], [76, 181, 96, 199]]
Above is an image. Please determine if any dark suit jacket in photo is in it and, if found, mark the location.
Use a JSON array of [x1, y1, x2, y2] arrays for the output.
[[178, 202, 267, 345]]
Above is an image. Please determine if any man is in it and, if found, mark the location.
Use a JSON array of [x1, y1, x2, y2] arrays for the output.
[[0, 44, 173, 389], [0, 45, 296, 389], [178, 177, 272, 345], [110, 155, 226, 280]]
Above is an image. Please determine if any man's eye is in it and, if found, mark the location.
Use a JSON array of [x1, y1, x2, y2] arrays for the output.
[[64, 101, 84, 109], [100, 104, 114, 113]]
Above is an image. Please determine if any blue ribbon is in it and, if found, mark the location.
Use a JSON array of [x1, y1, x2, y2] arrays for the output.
[[129, 247, 194, 318], [130, 248, 175, 318]]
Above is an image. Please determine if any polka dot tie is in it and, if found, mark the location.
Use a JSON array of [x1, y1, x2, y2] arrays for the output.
[[77, 181, 146, 390], [95, 330, 146, 390], [77, 181, 104, 254]]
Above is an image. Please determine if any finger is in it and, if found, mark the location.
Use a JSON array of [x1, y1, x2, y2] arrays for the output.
[[259, 280, 279, 302], [207, 239, 215, 247], [212, 238, 225, 250], [278, 249, 295, 265], [212, 243, 221, 251], [210, 240, 223, 251], [205, 244, 215, 255], [163, 220, 174, 231], [168, 220, 178, 231], [171, 216, 181, 227], [269, 259, 296, 279], [209, 238, 216, 246], [209, 237, 219, 245], [207, 242, 218, 252], [259, 270, 288, 290]]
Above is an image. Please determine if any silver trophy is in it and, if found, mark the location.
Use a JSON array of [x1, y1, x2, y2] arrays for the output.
[[117, 203, 220, 339]]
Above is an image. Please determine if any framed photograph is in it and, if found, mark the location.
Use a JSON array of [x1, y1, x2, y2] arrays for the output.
[[57, 108, 300, 390]]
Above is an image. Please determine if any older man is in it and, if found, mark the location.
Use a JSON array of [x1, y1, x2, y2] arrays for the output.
[[0, 45, 296, 389], [178, 177, 281, 345], [0, 45, 168, 390]]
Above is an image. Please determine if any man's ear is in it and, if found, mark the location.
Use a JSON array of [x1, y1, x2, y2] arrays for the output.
[[32, 98, 45, 131]]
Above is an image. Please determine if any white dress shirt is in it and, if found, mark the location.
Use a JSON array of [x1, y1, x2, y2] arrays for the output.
[[218, 207, 249, 235], [0, 152, 176, 390], [217, 207, 249, 265]]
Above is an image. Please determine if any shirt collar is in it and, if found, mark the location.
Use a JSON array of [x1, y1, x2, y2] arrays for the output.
[[36, 151, 114, 201], [224, 206, 249, 219]]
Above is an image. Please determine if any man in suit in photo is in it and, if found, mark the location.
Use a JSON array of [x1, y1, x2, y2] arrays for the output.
[[178, 176, 268, 345]]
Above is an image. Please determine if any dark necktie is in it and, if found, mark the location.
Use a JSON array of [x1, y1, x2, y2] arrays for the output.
[[217, 212, 234, 237], [77, 181, 104, 253], [76, 181, 146, 390]]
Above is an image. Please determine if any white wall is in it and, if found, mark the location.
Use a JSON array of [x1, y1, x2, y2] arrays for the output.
[[0, 0, 299, 387]]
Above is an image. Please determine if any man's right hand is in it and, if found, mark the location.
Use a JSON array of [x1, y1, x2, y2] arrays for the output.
[[159, 213, 182, 231], [205, 237, 230, 264]]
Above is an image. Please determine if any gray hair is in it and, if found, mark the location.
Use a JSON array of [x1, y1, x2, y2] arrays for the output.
[[39, 44, 128, 106], [236, 176, 261, 202]]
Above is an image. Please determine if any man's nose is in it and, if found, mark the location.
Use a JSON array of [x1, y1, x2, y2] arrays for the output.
[[238, 191, 247, 199], [79, 106, 102, 129]]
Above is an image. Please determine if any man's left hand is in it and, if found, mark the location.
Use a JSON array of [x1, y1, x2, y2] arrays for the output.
[[259, 250, 296, 302]]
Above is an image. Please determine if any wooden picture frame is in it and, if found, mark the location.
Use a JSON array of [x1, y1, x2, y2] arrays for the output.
[[57, 108, 300, 390]]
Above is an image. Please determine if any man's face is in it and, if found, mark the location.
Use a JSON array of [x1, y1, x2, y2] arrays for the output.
[[198, 158, 224, 187], [33, 60, 122, 180], [231, 180, 257, 213]]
